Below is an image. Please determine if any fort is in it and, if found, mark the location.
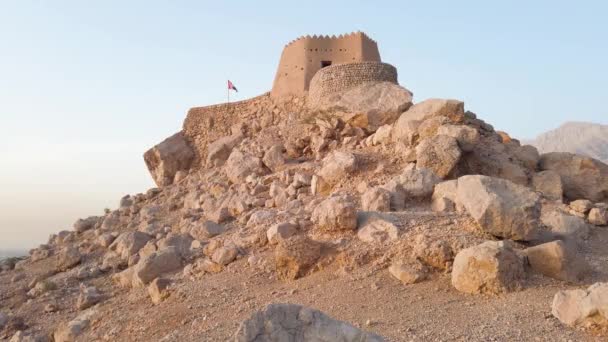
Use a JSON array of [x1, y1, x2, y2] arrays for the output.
[[270, 31, 382, 98], [177, 31, 398, 173]]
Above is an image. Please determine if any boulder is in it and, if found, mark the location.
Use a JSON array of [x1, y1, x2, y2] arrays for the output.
[[388, 261, 427, 285], [569, 199, 593, 214], [225, 150, 267, 184], [73, 216, 100, 233], [56, 247, 81, 272], [206, 133, 244, 167], [317, 151, 358, 186], [9, 331, 48, 342], [267, 222, 298, 245], [456, 175, 541, 241], [109, 231, 152, 260], [588, 207, 608, 226], [412, 234, 454, 270], [132, 247, 182, 287], [361, 187, 391, 212], [436, 124, 480, 152], [542, 210, 590, 241], [157, 233, 194, 258], [531, 170, 563, 201], [372, 124, 393, 145], [398, 98, 465, 123], [392, 118, 420, 146], [262, 144, 285, 172], [431, 180, 458, 212], [97, 233, 115, 248], [76, 285, 103, 310], [552, 282, 608, 327], [311, 196, 357, 232], [381, 167, 440, 211], [211, 246, 238, 266], [415, 135, 462, 178], [314, 82, 413, 131], [234, 303, 385, 342], [190, 220, 225, 240], [148, 278, 171, 304], [451, 241, 525, 294], [275, 236, 321, 281], [53, 309, 95, 342], [246, 210, 277, 228], [539, 152, 608, 202], [144, 131, 194, 187], [524, 240, 589, 282], [357, 212, 399, 244]]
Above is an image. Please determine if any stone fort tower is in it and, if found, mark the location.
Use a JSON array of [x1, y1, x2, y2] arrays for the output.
[[271, 31, 381, 98]]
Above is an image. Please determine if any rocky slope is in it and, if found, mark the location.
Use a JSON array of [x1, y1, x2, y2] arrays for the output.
[[1, 82, 608, 341], [526, 122, 608, 164]]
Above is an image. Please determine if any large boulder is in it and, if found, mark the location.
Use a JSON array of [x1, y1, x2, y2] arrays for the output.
[[431, 180, 458, 212], [361, 187, 391, 212], [274, 236, 321, 281], [415, 135, 462, 178], [225, 150, 267, 184], [436, 124, 480, 152], [234, 303, 385, 342], [311, 196, 357, 232], [262, 145, 286, 172], [357, 212, 400, 244], [144, 131, 194, 187], [397, 98, 465, 123], [206, 133, 244, 167], [531, 170, 563, 201], [314, 82, 413, 131], [109, 232, 152, 260], [589, 207, 608, 226], [541, 210, 590, 242], [73, 216, 100, 233], [524, 240, 589, 282], [132, 247, 182, 287], [451, 241, 525, 294], [53, 310, 95, 342], [317, 151, 358, 186], [381, 167, 440, 210], [552, 282, 608, 327], [412, 234, 454, 270], [539, 152, 608, 202], [56, 247, 82, 272], [456, 175, 541, 241]]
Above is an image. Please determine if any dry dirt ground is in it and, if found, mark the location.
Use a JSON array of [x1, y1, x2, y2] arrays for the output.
[[2, 208, 608, 342]]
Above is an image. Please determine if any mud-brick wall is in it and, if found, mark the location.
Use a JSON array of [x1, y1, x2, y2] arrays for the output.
[[182, 93, 272, 167], [307, 62, 398, 104]]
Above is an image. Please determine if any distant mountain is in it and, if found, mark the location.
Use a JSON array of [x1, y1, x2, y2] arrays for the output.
[[526, 122, 608, 164]]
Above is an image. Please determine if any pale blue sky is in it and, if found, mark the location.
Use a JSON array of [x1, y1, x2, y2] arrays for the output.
[[1, 1, 607, 250]]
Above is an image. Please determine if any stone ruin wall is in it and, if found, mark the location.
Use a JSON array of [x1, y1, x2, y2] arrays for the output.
[[182, 93, 309, 169], [307, 62, 398, 104], [182, 93, 272, 167]]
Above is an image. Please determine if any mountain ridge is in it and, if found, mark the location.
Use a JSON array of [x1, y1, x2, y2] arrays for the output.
[[525, 121, 608, 163]]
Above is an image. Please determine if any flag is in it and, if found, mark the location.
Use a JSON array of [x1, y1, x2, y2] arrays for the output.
[[228, 80, 238, 92]]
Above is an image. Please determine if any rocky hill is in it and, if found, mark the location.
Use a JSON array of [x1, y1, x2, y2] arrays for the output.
[[526, 121, 608, 164], [1, 79, 608, 341]]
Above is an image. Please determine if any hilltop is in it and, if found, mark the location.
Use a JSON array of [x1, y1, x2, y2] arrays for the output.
[[1, 33, 608, 341]]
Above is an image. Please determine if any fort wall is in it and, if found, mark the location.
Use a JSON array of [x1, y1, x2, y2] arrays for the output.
[[182, 93, 272, 166], [270, 32, 381, 98], [307, 62, 398, 104]]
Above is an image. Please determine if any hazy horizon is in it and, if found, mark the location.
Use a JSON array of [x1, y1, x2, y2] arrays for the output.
[[1, 1, 607, 250]]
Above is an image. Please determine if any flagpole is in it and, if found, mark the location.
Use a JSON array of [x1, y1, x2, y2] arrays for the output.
[[227, 81, 230, 103]]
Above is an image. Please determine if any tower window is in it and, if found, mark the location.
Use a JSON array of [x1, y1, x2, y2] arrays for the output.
[[321, 60, 332, 68]]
